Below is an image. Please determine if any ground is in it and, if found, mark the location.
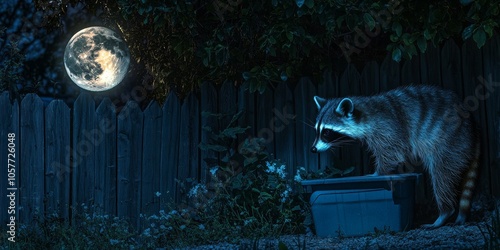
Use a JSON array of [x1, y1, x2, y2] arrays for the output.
[[179, 197, 498, 250]]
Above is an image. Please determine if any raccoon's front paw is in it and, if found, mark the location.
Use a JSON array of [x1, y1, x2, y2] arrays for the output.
[[366, 172, 379, 176]]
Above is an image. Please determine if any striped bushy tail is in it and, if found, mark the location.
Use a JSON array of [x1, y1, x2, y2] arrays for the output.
[[455, 141, 481, 225]]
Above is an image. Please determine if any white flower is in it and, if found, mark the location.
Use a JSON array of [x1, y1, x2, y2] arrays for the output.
[[294, 170, 303, 182], [155, 191, 161, 197], [198, 224, 205, 230], [210, 167, 218, 176], [143, 228, 151, 237], [169, 210, 178, 215], [276, 164, 287, 179], [265, 161, 276, 173], [280, 185, 292, 203], [180, 225, 186, 230], [188, 183, 208, 198]]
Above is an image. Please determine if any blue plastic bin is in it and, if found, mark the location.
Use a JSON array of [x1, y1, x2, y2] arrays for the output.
[[301, 173, 421, 237]]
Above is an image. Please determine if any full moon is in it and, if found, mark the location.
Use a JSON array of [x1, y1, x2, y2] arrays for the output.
[[64, 26, 130, 91]]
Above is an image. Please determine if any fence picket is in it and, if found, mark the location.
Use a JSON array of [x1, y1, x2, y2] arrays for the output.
[[160, 92, 181, 205], [178, 93, 200, 201], [317, 70, 340, 171], [20, 94, 44, 224], [95, 98, 117, 216], [462, 39, 490, 195], [117, 101, 143, 226], [142, 101, 162, 216], [45, 100, 70, 221], [200, 83, 218, 184], [294, 77, 318, 171], [274, 82, 296, 176], [72, 93, 96, 218], [482, 34, 500, 196]]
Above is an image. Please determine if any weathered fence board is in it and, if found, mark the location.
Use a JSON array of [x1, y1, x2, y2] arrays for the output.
[[117, 101, 143, 226], [219, 81, 238, 129], [238, 82, 256, 140], [20, 94, 44, 224], [142, 101, 162, 215], [360, 62, 380, 174], [441, 40, 463, 98], [294, 77, 318, 171], [317, 69, 341, 171], [160, 92, 181, 204], [200, 83, 218, 184], [274, 82, 296, 176], [482, 34, 500, 196], [0, 93, 19, 225], [256, 86, 275, 155], [72, 93, 96, 218], [178, 93, 200, 200], [95, 98, 117, 216], [45, 100, 70, 221], [380, 54, 401, 90], [420, 44, 441, 85], [402, 56, 421, 85], [462, 39, 490, 195]]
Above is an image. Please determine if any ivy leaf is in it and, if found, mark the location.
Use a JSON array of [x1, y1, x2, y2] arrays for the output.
[[280, 71, 288, 81], [483, 24, 494, 37], [462, 24, 475, 40], [242, 72, 251, 81], [423, 29, 432, 40], [417, 37, 427, 53], [392, 47, 402, 62], [296, 0, 304, 8], [393, 22, 402, 37], [473, 28, 486, 48], [363, 13, 376, 31]]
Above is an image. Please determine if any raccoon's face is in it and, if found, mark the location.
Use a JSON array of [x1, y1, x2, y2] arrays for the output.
[[310, 96, 356, 153]]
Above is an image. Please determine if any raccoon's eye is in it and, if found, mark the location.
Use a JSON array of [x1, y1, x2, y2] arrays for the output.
[[321, 129, 336, 141]]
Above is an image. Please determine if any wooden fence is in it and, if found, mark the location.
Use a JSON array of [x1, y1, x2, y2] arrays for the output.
[[1, 35, 499, 228]]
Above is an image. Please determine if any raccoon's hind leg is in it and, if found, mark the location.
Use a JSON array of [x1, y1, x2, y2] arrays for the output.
[[421, 160, 459, 229]]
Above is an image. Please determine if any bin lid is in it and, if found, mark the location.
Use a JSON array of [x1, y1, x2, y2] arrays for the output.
[[301, 173, 420, 186]]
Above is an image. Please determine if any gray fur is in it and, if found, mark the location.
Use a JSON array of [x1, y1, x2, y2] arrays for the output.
[[311, 85, 479, 228]]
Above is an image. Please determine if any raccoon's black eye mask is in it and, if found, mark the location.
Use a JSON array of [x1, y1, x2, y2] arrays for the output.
[[320, 129, 344, 142]]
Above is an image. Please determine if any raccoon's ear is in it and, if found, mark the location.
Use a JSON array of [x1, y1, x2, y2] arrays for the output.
[[335, 98, 354, 117], [314, 96, 327, 110]]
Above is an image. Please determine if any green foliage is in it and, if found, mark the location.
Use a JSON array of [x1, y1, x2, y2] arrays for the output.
[[0, 28, 24, 100], [198, 111, 308, 238], [34, 0, 500, 99]]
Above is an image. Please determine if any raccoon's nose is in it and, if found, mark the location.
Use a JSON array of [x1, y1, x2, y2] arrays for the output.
[[311, 147, 318, 153]]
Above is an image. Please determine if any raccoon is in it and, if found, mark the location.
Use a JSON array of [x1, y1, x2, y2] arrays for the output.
[[310, 85, 480, 228]]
